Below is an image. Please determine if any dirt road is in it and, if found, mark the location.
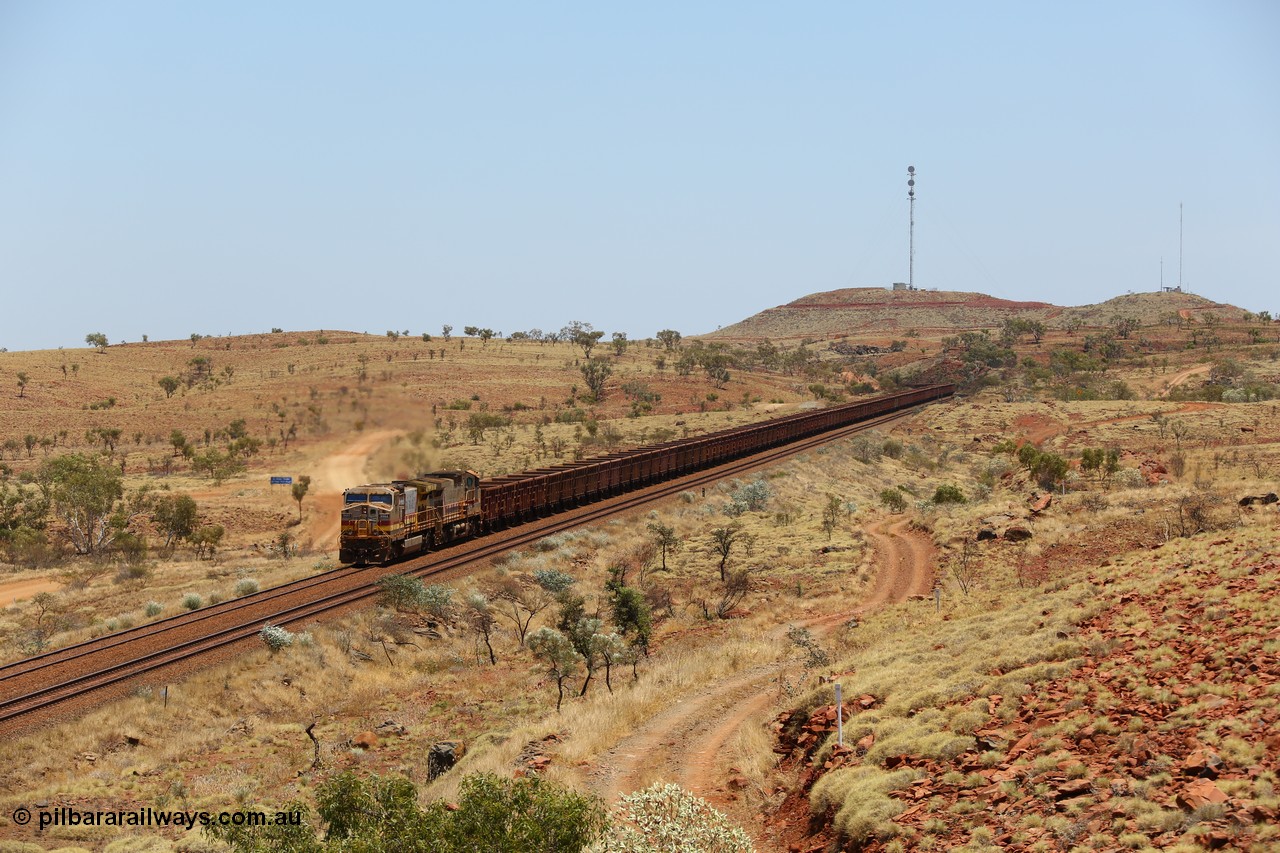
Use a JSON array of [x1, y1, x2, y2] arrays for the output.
[[305, 429, 402, 554], [1159, 364, 1210, 398], [0, 577, 62, 608], [590, 516, 935, 847]]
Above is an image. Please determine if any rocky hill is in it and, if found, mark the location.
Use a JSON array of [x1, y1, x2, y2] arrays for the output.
[[706, 287, 1251, 341]]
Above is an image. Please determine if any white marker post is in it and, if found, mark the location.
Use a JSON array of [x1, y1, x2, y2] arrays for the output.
[[834, 682, 844, 748]]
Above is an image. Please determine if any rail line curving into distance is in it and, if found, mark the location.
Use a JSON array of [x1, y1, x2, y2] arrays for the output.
[[0, 396, 946, 732]]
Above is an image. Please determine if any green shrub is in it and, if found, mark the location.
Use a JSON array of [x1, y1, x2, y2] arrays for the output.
[[180, 593, 203, 611], [879, 488, 908, 513], [376, 574, 426, 610], [204, 771, 606, 852], [932, 484, 966, 504], [234, 578, 260, 597]]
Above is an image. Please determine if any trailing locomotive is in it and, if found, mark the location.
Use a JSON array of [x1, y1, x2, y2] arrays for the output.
[[339, 384, 954, 565], [340, 470, 482, 565]]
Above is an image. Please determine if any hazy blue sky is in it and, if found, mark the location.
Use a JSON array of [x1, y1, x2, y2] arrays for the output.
[[2, 1, 1277, 351]]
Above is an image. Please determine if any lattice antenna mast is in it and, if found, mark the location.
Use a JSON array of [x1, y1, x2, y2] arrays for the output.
[[907, 166, 917, 288]]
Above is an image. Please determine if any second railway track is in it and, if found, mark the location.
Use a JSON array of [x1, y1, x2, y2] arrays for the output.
[[0, 400, 940, 732]]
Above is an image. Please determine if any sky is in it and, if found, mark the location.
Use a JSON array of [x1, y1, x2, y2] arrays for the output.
[[1, 1, 1277, 352]]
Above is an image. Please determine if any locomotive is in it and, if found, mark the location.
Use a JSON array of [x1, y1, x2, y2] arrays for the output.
[[338, 384, 955, 566], [339, 470, 482, 565]]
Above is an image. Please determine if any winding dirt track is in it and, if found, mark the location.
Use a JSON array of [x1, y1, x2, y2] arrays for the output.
[[306, 429, 402, 552], [591, 517, 935, 849], [1159, 363, 1210, 398]]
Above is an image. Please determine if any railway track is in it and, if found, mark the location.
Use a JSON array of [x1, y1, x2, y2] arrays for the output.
[[0, 403, 933, 731]]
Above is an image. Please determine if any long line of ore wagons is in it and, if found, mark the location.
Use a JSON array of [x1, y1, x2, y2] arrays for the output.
[[338, 384, 954, 565]]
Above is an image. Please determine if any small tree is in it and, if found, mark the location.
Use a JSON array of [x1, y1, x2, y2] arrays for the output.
[[646, 521, 682, 570], [595, 632, 629, 692], [709, 523, 741, 582], [152, 492, 199, 550], [528, 626, 582, 711], [950, 538, 979, 594], [36, 453, 127, 555], [191, 524, 224, 559], [565, 322, 604, 358], [489, 575, 553, 646], [158, 375, 180, 398], [85, 332, 108, 352], [656, 329, 682, 352], [16, 372, 29, 398], [820, 494, 844, 540], [291, 474, 311, 522], [610, 332, 628, 356], [609, 584, 652, 655], [464, 591, 498, 664], [580, 358, 613, 402]]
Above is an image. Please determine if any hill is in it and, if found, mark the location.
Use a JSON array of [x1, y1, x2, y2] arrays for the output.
[[706, 287, 1253, 341]]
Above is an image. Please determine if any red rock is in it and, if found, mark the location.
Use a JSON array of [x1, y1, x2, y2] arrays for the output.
[[1029, 493, 1052, 513], [1181, 748, 1223, 778], [351, 731, 378, 750], [1176, 779, 1228, 811], [1007, 732, 1038, 759], [1055, 778, 1093, 798]]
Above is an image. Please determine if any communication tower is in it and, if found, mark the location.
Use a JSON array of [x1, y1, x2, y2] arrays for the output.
[[907, 166, 917, 289]]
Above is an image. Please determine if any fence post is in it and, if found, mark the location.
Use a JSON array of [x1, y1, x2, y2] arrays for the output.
[[835, 682, 843, 748]]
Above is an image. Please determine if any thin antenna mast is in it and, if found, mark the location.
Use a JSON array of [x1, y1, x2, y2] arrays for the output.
[[907, 166, 916, 289]]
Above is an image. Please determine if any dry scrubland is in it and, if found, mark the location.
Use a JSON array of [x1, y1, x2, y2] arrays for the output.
[[1, 303, 1279, 852], [0, 329, 822, 663]]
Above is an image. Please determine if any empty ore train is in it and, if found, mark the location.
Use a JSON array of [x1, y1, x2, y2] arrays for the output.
[[339, 383, 954, 565]]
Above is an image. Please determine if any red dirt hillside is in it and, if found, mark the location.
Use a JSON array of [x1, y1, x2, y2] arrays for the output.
[[705, 288, 1252, 342]]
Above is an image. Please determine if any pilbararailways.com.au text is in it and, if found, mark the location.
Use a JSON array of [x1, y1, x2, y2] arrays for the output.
[[13, 806, 303, 831]]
